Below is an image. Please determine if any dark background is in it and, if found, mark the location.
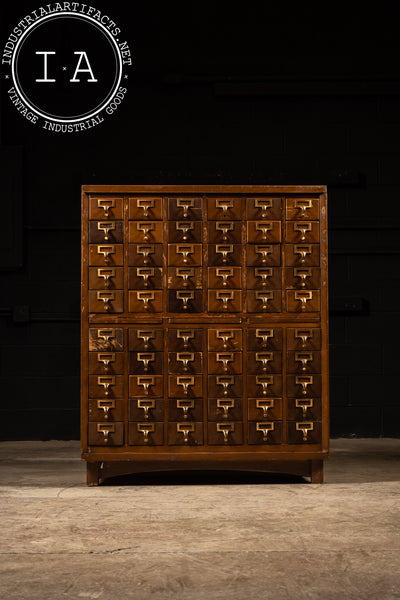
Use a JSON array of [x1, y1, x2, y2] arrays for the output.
[[1, 2, 399, 439]]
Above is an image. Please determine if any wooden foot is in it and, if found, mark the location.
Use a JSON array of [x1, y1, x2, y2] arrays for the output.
[[87, 462, 101, 486], [311, 460, 324, 484]]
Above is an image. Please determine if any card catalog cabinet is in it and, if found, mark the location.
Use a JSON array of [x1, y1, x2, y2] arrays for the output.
[[81, 186, 329, 484]]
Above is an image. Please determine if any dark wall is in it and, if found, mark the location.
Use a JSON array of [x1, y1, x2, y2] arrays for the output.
[[1, 2, 399, 439]]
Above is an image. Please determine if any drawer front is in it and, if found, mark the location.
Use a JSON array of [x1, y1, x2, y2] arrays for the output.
[[287, 421, 322, 444], [129, 327, 164, 351], [168, 267, 202, 289], [128, 290, 163, 313], [168, 197, 202, 220], [128, 243, 163, 266], [129, 196, 163, 220], [247, 374, 283, 397], [208, 244, 242, 266], [168, 397, 203, 421], [208, 220, 242, 243], [287, 397, 322, 421], [247, 290, 282, 313], [247, 220, 281, 243], [286, 197, 320, 221], [89, 220, 124, 243], [128, 421, 164, 445], [168, 352, 203, 374], [88, 375, 124, 398], [247, 267, 281, 290], [286, 327, 321, 351], [286, 290, 321, 313], [88, 398, 124, 421], [88, 290, 124, 313], [208, 351, 242, 374], [129, 267, 163, 290], [88, 422, 124, 445], [207, 422, 243, 445], [128, 221, 163, 243], [89, 244, 124, 266], [167, 328, 204, 352], [89, 266, 124, 290], [129, 375, 164, 398], [248, 397, 283, 421], [129, 397, 164, 421], [246, 244, 280, 266], [168, 220, 203, 243], [285, 244, 320, 267], [89, 196, 123, 220], [168, 290, 203, 313], [129, 351, 164, 374], [89, 351, 124, 374], [168, 422, 204, 445], [208, 397, 243, 421], [285, 267, 321, 290], [247, 351, 282, 374], [287, 374, 322, 397], [247, 328, 283, 351], [246, 197, 282, 220], [287, 351, 321, 374], [89, 327, 124, 351], [247, 421, 283, 445], [168, 375, 203, 398], [208, 267, 241, 289], [208, 375, 243, 398], [208, 290, 242, 313], [285, 221, 320, 243], [168, 243, 202, 266], [208, 328, 243, 351], [207, 197, 242, 220]]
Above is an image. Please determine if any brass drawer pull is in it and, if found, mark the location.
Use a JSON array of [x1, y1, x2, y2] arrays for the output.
[[177, 399, 195, 419], [216, 267, 234, 286], [216, 352, 234, 372], [137, 267, 154, 287], [137, 291, 155, 310], [137, 222, 155, 241], [97, 291, 115, 311], [256, 399, 275, 419], [97, 399, 115, 419], [176, 268, 194, 287], [177, 352, 195, 371], [295, 375, 313, 395], [137, 376, 155, 395], [294, 198, 313, 217], [176, 376, 194, 395], [294, 268, 312, 287], [97, 198, 115, 217], [176, 221, 194, 240], [217, 329, 234, 349], [255, 267, 273, 286], [137, 329, 155, 349], [97, 221, 116, 241], [256, 291, 273, 310], [255, 245, 272, 263], [137, 244, 155, 264], [137, 399, 155, 420], [97, 267, 115, 288], [295, 291, 313, 310], [216, 291, 234, 311], [96, 423, 115, 443], [216, 375, 235, 395], [177, 329, 195, 348], [255, 221, 273, 240], [217, 422, 234, 443], [216, 221, 234, 240], [137, 422, 155, 442], [256, 328, 274, 346], [255, 198, 272, 217], [296, 421, 314, 441], [295, 398, 313, 418], [256, 421, 274, 441], [294, 222, 312, 241], [176, 291, 194, 310], [97, 245, 115, 264], [177, 422, 195, 443], [295, 328, 313, 346], [97, 328, 115, 344], [217, 398, 235, 419], [215, 198, 233, 215], [295, 352, 313, 371], [137, 352, 155, 371], [255, 352, 273, 371], [97, 375, 115, 396], [294, 245, 312, 264], [177, 245, 194, 264], [177, 198, 194, 218], [136, 198, 155, 218], [256, 375, 273, 396], [216, 244, 233, 263], [97, 352, 115, 371]]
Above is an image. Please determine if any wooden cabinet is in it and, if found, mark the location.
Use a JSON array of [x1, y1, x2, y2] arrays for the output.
[[81, 185, 329, 485]]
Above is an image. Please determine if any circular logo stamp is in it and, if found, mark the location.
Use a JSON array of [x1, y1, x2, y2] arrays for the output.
[[2, 4, 132, 132]]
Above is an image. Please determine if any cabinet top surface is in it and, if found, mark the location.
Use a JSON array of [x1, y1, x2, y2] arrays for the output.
[[82, 185, 327, 194]]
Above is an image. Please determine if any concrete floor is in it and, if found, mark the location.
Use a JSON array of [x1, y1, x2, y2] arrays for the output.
[[0, 439, 399, 600]]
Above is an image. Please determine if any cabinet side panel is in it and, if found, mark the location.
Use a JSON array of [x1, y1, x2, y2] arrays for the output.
[[81, 191, 89, 453]]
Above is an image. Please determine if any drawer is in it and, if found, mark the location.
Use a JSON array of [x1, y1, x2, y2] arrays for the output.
[[129, 397, 164, 421], [168, 220, 202, 243], [88, 290, 124, 313], [128, 243, 163, 266], [248, 397, 282, 421], [246, 196, 282, 220], [286, 290, 320, 312], [167, 328, 204, 352], [286, 221, 320, 243], [88, 398, 124, 422], [287, 327, 321, 351], [208, 397, 243, 421], [88, 422, 124, 445], [247, 351, 282, 374], [129, 327, 163, 351], [89, 244, 124, 266], [285, 244, 320, 267], [89, 351, 124, 374], [208, 375, 243, 399], [247, 220, 281, 243], [247, 290, 282, 313], [129, 196, 163, 220], [128, 221, 163, 243], [246, 244, 280, 266], [88, 375, 124, 398], [208, 244, 242, 266], [168, 243, 202, 266], [207, 197, 242, 220], [246, 267, 281, 289], [208, 328, 242, 351], [247, 328, 283, 351], [287, 374, 322, 397], [285, 267, 321, 290], [168, 397, 203, 421], [168, 289, 203, 313], [128, 290, 163, 313], [168, 351, 203, 374], [287, 421, 322, 444], [208, 351, 242, 374], [89, 220, 124, 243], [247, 421, 283, 445], [168, 197, 202, 220], [208, 290, 242, 313], [130, 351, 164, 374], [208, 267, 241, 289], [89, 266, 124, 290], [128, 421, 164, 445], [287, 350, 321, 374], [168, 267, 202, 289], [168, 422, 204, 445], [129, 267, 163, 290], [89, 327, 124, 351], [208, 221, 242, 243], [207, 422, 243, 445], [247, 374, 283, 397], [129, 375, 164, 398], [168, 375, 203, 398], [287, 397, 322, 421], [286, 197, 320, 221], [89, 196, 123, 220]]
